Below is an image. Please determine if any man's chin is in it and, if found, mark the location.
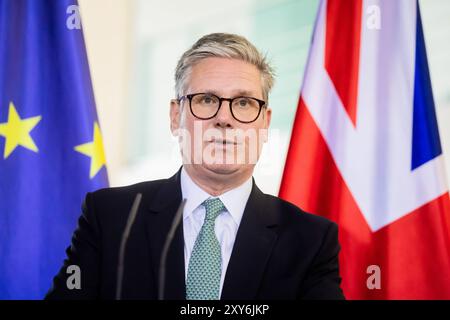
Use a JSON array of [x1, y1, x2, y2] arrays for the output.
[[201, 163, 243, 175]]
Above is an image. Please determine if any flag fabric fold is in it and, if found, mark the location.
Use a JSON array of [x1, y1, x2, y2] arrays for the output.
[[280, 0, 450, 299]]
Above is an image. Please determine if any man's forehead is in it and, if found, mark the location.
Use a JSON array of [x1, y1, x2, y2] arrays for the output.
[[190, 57, 260, 77], [186, 58, 264, 98]]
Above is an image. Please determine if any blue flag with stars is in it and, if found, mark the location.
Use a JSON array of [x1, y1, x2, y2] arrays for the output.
[[0, 0, 109, 299]]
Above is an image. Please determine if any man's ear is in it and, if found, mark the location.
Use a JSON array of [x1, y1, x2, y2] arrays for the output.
[[170, 99, 181, 135], [261, 107, 271, 143], [264, 107, 272, 129]]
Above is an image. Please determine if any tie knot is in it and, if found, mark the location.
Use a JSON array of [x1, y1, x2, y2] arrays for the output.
[[202, 198, 225, 221]]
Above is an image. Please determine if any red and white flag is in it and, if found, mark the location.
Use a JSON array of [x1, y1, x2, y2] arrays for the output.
[[280, 0, 450, 299]]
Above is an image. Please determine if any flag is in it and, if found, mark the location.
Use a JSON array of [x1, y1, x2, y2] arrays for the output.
[[279, 0, 450, 299], [0, 0, 108, 299]]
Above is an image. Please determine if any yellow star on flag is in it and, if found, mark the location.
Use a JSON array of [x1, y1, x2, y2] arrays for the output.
[[0, 102, 42, 159], [74, 122, 107, 179]]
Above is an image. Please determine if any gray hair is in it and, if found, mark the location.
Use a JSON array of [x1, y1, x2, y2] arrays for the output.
[[175, 33, 275, 102]]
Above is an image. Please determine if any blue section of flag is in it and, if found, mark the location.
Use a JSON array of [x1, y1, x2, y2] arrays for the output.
[[0, 0, 108, 299], [411, 2, 442, 170]]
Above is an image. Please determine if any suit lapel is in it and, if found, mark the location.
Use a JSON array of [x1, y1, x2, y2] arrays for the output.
[[221, 181, 279, 300], [145, 169, 186, 300]]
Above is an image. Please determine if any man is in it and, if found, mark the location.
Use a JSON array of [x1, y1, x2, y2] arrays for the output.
[[46, 33, 345, 300]]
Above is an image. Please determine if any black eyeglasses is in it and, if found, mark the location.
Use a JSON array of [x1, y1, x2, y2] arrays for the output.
[[178, 93, 266, 124]]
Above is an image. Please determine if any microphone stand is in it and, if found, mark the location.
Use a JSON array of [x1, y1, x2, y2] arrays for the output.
[[158, 198, 186, 300], [115, 193, 143, 300]]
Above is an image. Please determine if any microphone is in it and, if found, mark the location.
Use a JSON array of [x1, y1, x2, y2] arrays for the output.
[[115, 193, 143, 300], [158, 198, 187, 300]]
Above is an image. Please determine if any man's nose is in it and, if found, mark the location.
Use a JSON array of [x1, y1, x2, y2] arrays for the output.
[[214, 100, 234, 128]]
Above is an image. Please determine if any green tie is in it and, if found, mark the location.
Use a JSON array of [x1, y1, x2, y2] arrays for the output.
[[186, 197, 225, 300]]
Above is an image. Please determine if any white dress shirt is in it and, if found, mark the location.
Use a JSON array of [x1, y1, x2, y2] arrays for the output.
[[180, 166, 253, 298]]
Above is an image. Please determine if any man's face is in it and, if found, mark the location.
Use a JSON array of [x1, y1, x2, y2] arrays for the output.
[[170, 57, 271, 177]]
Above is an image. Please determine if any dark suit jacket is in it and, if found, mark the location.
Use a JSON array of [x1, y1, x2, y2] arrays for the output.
[[45, 169, 345, 300]]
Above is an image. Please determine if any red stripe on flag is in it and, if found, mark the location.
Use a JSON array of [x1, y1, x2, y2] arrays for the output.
[[280, 98, 450, 299], [325, 0, 362, 126]]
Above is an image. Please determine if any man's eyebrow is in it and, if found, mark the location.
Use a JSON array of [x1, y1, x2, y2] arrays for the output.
[[202, 90, 259, 97]]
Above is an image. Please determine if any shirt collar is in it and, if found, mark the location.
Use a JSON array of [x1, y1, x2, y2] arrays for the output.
[[180, 166, 253, 226]]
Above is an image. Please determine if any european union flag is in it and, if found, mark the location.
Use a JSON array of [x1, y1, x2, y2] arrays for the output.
[[0, 0, 109, 299]]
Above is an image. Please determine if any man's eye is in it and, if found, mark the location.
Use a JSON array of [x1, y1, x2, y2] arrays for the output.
[[235, 98, 249, 107], [201, 95, 216, 104]]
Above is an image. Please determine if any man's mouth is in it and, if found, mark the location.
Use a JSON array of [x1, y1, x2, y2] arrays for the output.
[[207, 139, 239, 145]]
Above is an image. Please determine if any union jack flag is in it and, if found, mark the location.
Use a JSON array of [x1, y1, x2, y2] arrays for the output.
[[280, 0, 450, 299]]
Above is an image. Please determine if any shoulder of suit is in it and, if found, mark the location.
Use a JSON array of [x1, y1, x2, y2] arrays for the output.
[[84, 178, 170, 217], [261, 192, 337, 232], [90, 178, 167, 199]]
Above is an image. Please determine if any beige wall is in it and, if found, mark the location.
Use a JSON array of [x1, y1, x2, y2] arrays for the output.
[[78, 0, 133, 184]]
